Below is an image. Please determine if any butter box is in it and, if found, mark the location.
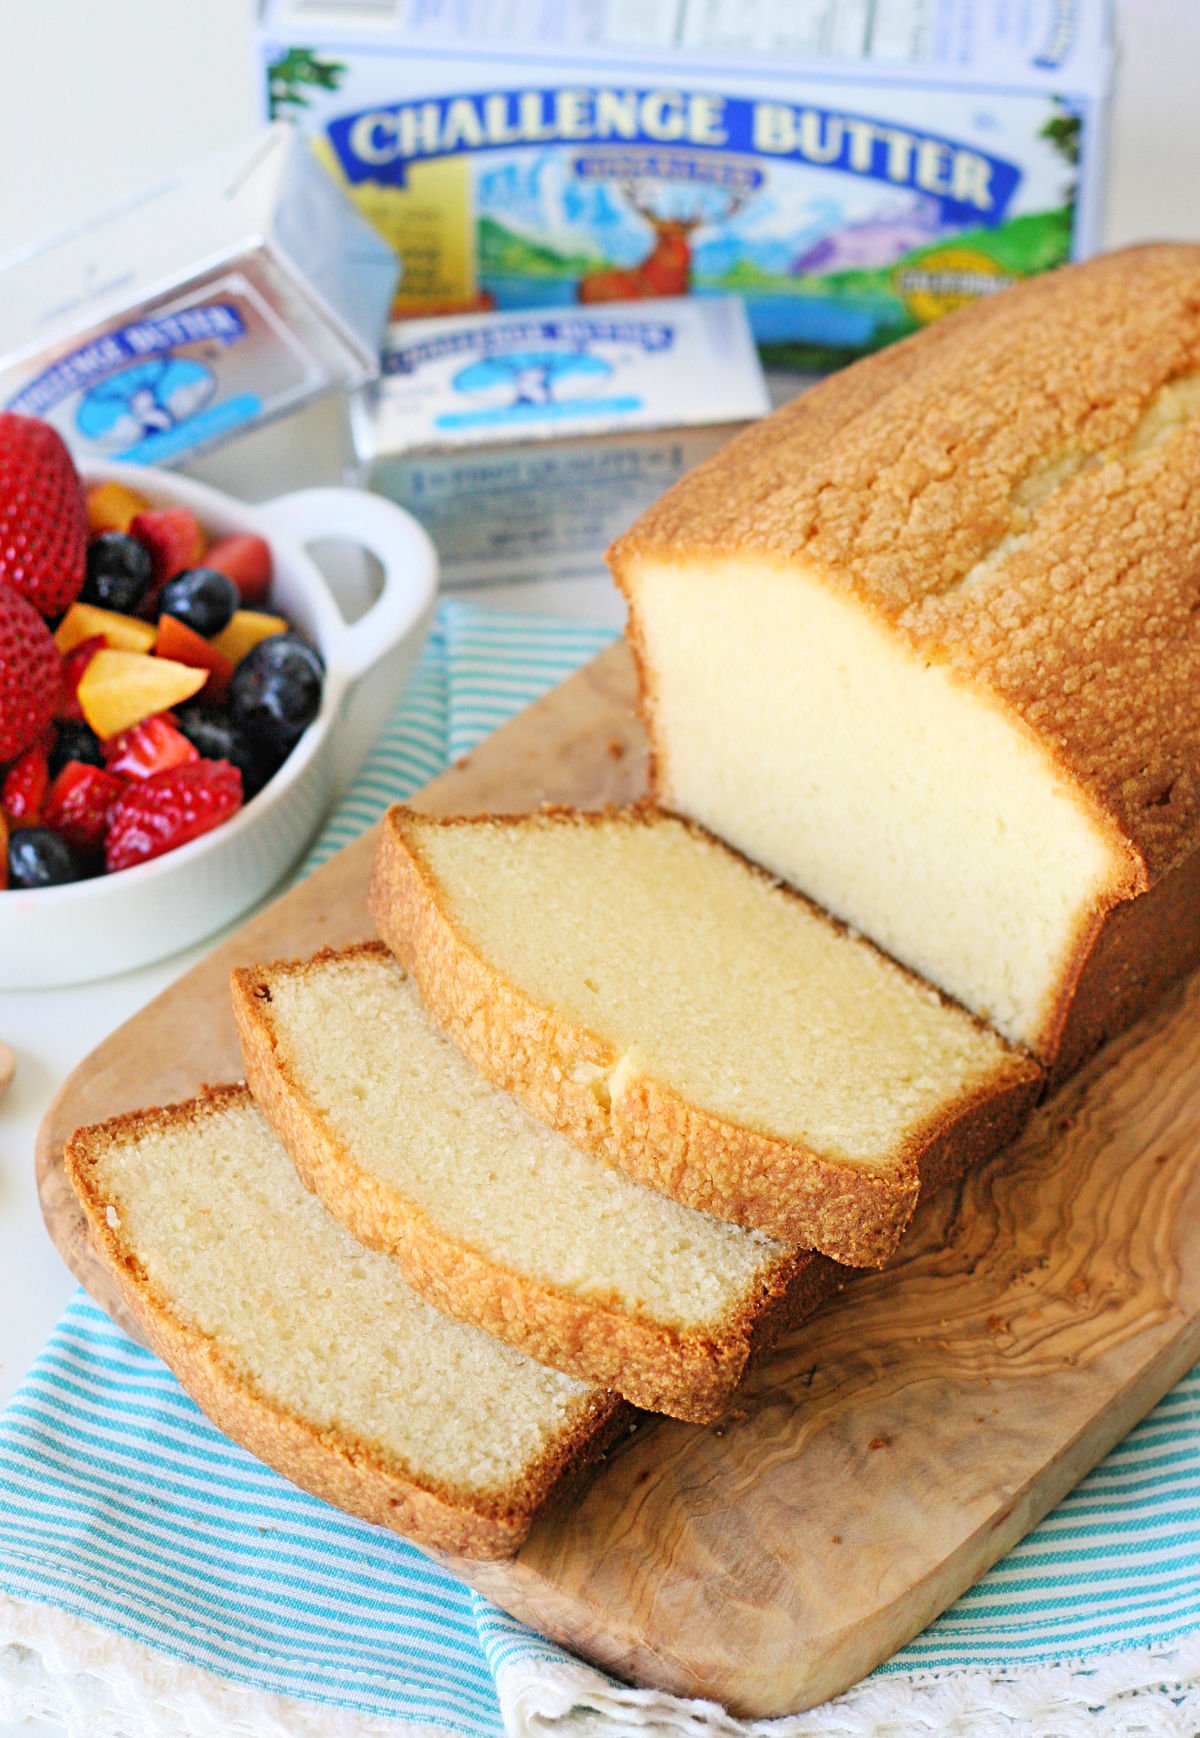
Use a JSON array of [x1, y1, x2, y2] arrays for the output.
[[0, 125, 398, 467], [254, 0, 1114, 368], [354, 295, 767, 586]]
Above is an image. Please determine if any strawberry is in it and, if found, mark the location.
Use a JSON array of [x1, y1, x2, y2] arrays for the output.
[[2, 740, 49, 826], [0, 581, 62, 761], [129, 508, 206, 613], [105, 758, 242, 872], [203, 533, 273, 606], [0, 413, 87, 617], [43, 761, 123, 853], [104, 713, 198, 780], [58, 634, 106, 721]]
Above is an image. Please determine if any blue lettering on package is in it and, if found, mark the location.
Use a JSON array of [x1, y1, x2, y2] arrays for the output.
[[7, 304, 247, 419], [327, 89, 1021, 224], [385, 315, 673, 376]]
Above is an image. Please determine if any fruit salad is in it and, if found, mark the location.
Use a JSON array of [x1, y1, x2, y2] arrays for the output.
[[0, 414, 325, 890]]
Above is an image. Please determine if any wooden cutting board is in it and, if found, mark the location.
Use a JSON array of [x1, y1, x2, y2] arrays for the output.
[[36, 640, 1200, 1720]]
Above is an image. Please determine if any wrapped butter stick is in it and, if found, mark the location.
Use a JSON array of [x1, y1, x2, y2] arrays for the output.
[[0, 125, 398, 469], [353, 296, 768, 588]]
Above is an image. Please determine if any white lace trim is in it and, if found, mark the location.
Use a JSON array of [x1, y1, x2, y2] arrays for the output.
[[5, 1589, 1200, 1738], [495, 1630, 1200, 1738], [0, 1594, 455, 1738]]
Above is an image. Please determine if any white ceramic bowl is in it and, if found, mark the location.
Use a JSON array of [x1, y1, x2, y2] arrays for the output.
[[0, 461, 437, 989]]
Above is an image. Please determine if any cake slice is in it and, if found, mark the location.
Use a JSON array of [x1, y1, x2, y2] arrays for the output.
[[232, 944, 840, 1422], [609, 244, 1200, 1082], [369, 807, 1039, 1266], [65, 1086, 628, 1560]]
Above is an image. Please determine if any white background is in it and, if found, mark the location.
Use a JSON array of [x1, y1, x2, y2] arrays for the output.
[[0, 2, 1198, 1733]]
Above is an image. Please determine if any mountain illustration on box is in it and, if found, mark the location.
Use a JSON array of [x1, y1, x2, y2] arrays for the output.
[[479, 203, 1071, 291], [478, 202, 1073, 346]]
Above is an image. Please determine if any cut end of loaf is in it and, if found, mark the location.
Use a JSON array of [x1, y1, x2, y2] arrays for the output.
[[64, 1085, 627, 1559], [616, 550, 1132, 1055], [370, 805, 1039, 1266], [610, 246, 1200, 1066]]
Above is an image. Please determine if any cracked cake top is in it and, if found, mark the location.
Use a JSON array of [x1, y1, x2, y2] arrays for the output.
[[611, 243, 1200, 880]]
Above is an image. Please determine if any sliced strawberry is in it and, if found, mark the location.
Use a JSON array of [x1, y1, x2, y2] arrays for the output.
[[203, 533, 273, 606], [0, 581, 62, 761], [105, 758, 243, 872], [104, 713, 199, 781], [0, 414, 87, 617], [129, 507, 206, 613], [2, 741, 49, 827], [43, 761, 123, 852], [155, 614, 234, 705], [58, 635, 106, 721], [0, 808, 7, 889]]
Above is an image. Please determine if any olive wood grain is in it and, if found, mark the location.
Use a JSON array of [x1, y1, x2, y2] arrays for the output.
[[36, 638, 1200, 1718]]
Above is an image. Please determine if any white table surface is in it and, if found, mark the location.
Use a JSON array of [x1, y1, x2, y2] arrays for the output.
[[0, 2, 1198, 1732]]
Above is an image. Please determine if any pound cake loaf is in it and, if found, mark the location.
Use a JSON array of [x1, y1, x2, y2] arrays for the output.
[[232, 944, 840, 1421], [609, 243, 1200, 1081], [65, 1086, 628, 1560], [369, 807, 1038, 1266]]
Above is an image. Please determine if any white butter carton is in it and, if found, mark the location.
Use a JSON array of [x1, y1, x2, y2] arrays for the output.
[[354, 295, 767, 585], [0, 125, 398, 467], [255, 0, 1114, 368]]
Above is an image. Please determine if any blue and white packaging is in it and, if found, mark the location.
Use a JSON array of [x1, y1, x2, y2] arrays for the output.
[[255, 0, 1115, 368], [0, 126, 399, 468], [354, 295, 768, 585]]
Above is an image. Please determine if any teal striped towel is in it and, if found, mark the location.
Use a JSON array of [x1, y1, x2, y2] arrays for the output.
[[2, 600, 1200, 1738]]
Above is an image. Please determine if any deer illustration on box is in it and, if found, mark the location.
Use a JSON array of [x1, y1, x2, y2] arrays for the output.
[[579, 180, 750, 304]]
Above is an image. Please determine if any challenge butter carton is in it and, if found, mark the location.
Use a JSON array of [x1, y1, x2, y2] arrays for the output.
[[354, 295, 767, 586], [0, 126, 398, 468], [255, 0, 1114, 367]]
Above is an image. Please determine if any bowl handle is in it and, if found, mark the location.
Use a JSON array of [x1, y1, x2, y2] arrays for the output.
[[254, 487, 438, 681]]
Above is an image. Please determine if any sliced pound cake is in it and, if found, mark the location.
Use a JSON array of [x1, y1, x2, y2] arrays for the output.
[[369, 807, 1040, 1266], [609, 244, 1200, 1081], [232, 944, 840, 1422], [65, 1086, 628, 1560]]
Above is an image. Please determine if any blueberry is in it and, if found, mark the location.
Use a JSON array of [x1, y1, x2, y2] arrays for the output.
[[173, 703, 237, 762], [48, 719, 105, 779], [82, 532, 153, 614], [175, 703, 278, 799], [8, 827, 80, 888], [158, 567, 238, 637], [228, 633, 324, 761]]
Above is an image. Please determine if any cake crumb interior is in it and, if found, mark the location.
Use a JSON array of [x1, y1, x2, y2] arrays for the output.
[[412, 812, 1025, 1166], [91, 1093, 595, 1496], [261, 949, 782, 1330]]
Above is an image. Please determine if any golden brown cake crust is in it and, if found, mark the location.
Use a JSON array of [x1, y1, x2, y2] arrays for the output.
[[64, 1086, 630, 1562], [368, 807, 1039, 1268], [232, 945, 842, 1422], [611, 244, 1200, 885]]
